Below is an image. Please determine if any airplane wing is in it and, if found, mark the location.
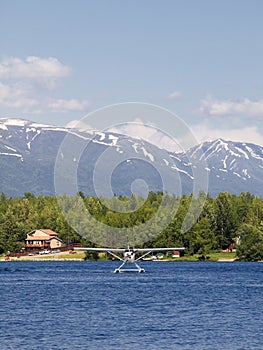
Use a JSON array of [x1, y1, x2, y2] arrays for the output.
[[74, 246, 185, 263], [74, 247, 184, 252], [74, 247, 125, 253], [135, 247, 185, 252], [74, 247, 185, 252], [74, 247, 126, 261], [134, 247, 185, 261]]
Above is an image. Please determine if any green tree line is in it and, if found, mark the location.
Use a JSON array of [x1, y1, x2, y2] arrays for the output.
[[0, 191, 263, 261]]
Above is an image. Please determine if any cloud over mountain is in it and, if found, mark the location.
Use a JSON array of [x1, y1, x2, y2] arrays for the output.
[[0, 56, 90, 114], [48, 99, 91, 113], [0, 56, 70, 88], [200, 96, 263, 118], [167, 91, 182, 100]]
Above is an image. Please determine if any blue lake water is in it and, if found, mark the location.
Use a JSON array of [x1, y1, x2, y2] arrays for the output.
[[1, 261, 262, 350]]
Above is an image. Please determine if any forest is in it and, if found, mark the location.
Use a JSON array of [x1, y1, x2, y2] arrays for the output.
[[0, 191, 263, 261]]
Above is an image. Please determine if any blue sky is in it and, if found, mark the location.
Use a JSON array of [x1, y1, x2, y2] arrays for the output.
[[1, 0, 263, 147]]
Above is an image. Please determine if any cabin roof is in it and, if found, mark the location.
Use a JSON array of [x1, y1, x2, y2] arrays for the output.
[[27, 229, 58, 236], [38, 229, 58, 236], [26, 229, 59, 240]]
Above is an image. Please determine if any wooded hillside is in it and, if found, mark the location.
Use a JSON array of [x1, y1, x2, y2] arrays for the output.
[[0, 191, 263, 261]]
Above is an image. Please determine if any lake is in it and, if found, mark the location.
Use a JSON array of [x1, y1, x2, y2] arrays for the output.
[[1, 261, 262, 350]]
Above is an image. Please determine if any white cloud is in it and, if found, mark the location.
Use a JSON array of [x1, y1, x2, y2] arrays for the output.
[[200, 96, 263, 118], [192, 121, 263, 147], [0, 81, 38, 110], [0, 81, 90, 113], [48, 98, 91, 113], [0, 56, 70, 89], [0, 55, 92, 114], [167, 91, 182, 100], [11, 98, 38, 109], [0, 82, 10, 99], [108, 118, 181, 152]]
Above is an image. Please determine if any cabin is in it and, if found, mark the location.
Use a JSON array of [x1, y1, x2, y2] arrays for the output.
[[172, 250, 181, 258], [25, 229, 64, 252]]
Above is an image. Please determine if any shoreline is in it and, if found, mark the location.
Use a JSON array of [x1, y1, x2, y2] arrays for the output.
[[0, 251, 245, 263], [1, 258, 262, 263], [0, 257, 237, 262], [0, 251, 86, 262]]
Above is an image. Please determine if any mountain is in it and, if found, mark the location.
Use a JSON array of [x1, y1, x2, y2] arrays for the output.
[[185, 139, 263, 196], [0, 118, 262, 197]]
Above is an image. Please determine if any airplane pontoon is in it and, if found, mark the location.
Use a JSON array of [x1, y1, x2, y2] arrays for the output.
[[74, 246, 185, 273]]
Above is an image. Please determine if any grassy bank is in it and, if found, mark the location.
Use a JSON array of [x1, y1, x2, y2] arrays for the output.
[[174, 251, 236, 261], [0, 251, 86, 261], [0, 251, 237, 262]]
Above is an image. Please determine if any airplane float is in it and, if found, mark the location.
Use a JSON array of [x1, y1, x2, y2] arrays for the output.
[[74, 246, 185, 273]]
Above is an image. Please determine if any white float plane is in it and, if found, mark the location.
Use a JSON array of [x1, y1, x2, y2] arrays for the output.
[[74, 246, 185, 273]]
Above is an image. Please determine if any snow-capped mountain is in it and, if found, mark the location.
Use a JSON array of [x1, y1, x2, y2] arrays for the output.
[[184, 139, 263, 196], [0, 118, 262, 197]]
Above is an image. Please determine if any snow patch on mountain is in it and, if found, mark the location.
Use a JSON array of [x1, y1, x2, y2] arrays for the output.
[[235, 146, 249, 159], [108, 134, 118, 146], [132, 143, 139, 153], [0, 152, 23, 161], [141, 147, 154, 162], [222, 155, 228, 168], [4, 145, 17, 152], [245, 145, 263, 160], [171, 165, 194, 179], [0, 118, 29, 127]]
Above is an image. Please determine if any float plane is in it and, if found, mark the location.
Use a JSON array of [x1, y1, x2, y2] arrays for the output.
[[74, 246, 185, 273]]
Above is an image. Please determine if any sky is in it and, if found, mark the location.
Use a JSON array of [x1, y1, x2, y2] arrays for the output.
[[1, 0, 263, 149]]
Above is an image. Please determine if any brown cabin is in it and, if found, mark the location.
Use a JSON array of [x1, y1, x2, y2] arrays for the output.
[[25, 229, 64, 251]]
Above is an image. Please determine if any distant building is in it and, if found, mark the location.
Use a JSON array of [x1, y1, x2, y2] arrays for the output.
[[25, 229, 64, 251], [172, 250, 181, 258]]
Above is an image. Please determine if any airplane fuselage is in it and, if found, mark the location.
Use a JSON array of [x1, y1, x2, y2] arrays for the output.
[[124, 250, 135, 263]]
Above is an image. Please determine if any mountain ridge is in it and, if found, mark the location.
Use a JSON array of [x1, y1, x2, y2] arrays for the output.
[[0, 118, 262, 197]]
